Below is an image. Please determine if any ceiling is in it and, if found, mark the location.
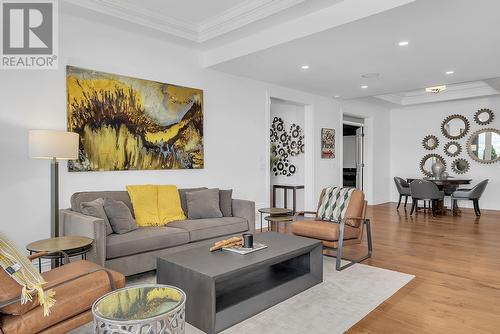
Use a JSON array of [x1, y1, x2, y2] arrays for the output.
[[210, 0, 500, 100], [63, 0, 321, 43], [64, 0, 500, 102]]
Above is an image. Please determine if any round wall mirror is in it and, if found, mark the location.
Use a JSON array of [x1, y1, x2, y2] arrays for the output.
[[444, 141, 462, 157], [451, 158, 470, 174], [422, 135, 439, 150], [474, 108, 494, 125], [441, 114, 470, 140], [420, 154, 446, 177], [467, 128, 500, 164]]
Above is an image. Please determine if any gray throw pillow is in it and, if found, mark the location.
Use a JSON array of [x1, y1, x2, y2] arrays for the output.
[[219, 189, 233, 217], [178, 187, 207, 215], [186, 188, 223, 219], [80, 198, 113, 236], [103, 198, 137, 234]]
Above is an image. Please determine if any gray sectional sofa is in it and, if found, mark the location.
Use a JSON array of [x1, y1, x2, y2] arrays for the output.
[[60, 189, 255, 276]]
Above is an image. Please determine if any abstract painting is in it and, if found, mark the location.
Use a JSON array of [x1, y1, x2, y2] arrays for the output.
[[66, 66, 203, 172], [321, 128, 335, 159]]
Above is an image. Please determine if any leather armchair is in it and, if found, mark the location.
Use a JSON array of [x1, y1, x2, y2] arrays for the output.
[[291, 188, 372, 271], [0, 252, 125, 334]]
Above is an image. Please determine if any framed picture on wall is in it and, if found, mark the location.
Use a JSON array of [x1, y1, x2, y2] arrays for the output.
[[321, 128, 335, 159]]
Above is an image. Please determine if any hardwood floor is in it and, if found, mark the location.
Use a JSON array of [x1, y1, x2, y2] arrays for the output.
[[342, 202, 500, 334]]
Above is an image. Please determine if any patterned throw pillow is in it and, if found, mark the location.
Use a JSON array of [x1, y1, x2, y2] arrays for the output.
[[317, 187, 355, 222]]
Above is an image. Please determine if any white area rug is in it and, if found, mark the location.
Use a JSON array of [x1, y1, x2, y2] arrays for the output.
[[73, 258, 414, 334]]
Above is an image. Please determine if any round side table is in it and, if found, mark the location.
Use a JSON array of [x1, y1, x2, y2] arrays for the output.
[[93, 284, 186, 334], [264, 215, 294, 233], [258, 207, 293, 232], [26, 236, 93, 272]]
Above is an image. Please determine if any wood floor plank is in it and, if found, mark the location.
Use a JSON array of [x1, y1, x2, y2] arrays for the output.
[[346, 202, 500, 333]]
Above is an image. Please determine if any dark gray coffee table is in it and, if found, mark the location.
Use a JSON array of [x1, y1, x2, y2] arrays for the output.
[[157, 232, 322, 334]]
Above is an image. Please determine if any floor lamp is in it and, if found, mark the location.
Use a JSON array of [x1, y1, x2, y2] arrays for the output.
[[29, 130, 79, 238]]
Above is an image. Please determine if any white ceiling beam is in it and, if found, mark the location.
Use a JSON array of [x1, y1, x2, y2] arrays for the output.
[[203, 0, 416, 67]]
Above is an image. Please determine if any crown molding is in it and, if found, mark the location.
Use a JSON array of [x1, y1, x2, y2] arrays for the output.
[[198, 0, 305, 42], [64, 0, 198, 41], [63, 0, 305, 43], [375, 81, 500, 106]]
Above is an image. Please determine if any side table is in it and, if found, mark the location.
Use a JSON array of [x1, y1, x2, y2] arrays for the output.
[[93, 284, 186, 334], [272, 184, 304, 214], [264, 215, 293, 233], [26, 236, 93, 272], [258, 207, 292, 232]]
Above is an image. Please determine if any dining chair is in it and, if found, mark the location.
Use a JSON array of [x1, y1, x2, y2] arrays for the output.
[[451, 179, 489, 216], [409, 179, 445, 216], [394, 177, 411, 209]]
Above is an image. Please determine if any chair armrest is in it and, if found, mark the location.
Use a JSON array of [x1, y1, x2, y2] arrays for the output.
[[232, 199, 255, 234], [342, 216, 370, 228], [293, 211, 317, 220], [0, 268, 117, 308], [60, 209, 106, 266]]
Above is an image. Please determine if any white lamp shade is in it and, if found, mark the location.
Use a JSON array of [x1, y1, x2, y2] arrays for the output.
[[29, 130, 79, 160]]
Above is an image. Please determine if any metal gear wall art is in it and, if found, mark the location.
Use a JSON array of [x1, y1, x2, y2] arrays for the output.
[[270, 117, 304, 176]]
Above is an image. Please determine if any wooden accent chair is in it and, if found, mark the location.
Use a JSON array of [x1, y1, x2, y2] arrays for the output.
[[292, 188, 372, 271], [0, 251, 125, 334]]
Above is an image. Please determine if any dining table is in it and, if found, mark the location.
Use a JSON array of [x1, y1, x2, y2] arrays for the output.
[[406, 177, 472, 215], [406, 177, 472, 195]]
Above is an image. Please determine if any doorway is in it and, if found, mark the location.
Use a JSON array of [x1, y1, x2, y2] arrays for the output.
[[269, 98, 306, 213], [343, 121, 364, 190]]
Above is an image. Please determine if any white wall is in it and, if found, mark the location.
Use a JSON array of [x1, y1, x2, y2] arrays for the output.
[[0, 12, 342, 249], [270, 99, 305, 212], [390, 96, 500, 210], [340, 99, 392, 204]]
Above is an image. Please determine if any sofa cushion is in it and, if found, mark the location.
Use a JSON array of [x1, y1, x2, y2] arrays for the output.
[[106, 227, 189, 259], [292, 220, 360, 241], [71, 191, 134, 217], [1, 261, 124, 334], [186, 188, 223, 219], [178, 187, 207, 215], [126, 185, 161, 226], [168, 217, 248, 242], [158, 185, 186, 224], [103, 198, 138, 234], [219, 189, 233, 217], [80, 198, 113, 236]]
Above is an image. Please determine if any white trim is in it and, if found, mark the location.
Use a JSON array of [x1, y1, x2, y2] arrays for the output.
[[266, 91, 315, 210], [63, 0, 305, 43]]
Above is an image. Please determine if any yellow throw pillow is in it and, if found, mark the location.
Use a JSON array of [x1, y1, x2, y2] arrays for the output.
[[158, 185, 186, 224], [126, 185, 161, 226]]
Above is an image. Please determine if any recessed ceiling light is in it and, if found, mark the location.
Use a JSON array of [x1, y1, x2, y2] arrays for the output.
[[361, 73, 380, 78], [398, 41, 409, 46], [301, 65, 309, 70], [361, 85, 368, 89], [445, 70, 455, 75], [334, 95, 341, 98], [425, 85, 446, 93]]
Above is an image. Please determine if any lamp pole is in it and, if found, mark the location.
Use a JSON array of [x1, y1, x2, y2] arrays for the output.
[[51, 157, 59, 238]]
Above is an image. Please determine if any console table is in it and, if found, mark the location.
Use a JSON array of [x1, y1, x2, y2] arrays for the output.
[[272, 184, 304, 214]]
